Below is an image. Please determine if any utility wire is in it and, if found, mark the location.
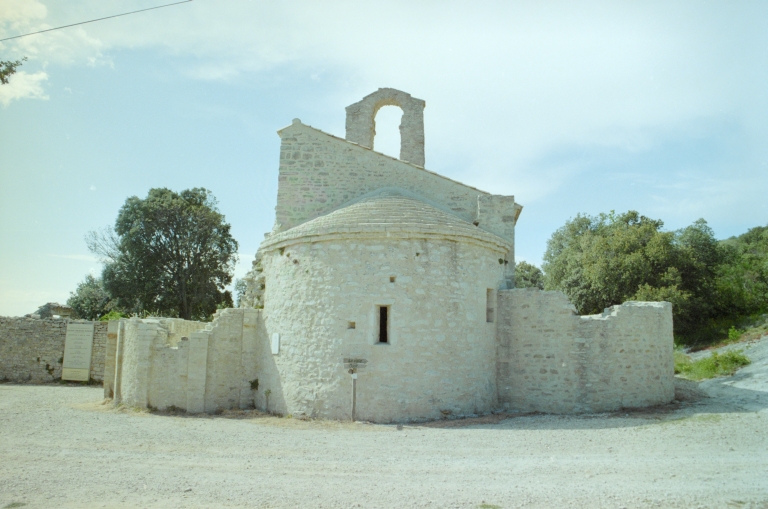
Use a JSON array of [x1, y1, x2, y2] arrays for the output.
[[0, 0, 193, 42]]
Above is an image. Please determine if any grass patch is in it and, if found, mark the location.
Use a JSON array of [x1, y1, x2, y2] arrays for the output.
[[675, 350, 751, 381], [4, 503, 28, 508], [478, 504, 502, 509]]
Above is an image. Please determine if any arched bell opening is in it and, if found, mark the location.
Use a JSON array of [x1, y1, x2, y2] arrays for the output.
[[371, 104, 404, 159], [345, 88, 426, 166]]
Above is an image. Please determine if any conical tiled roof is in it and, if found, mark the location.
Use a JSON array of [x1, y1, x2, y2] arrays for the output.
[[261, 190, 511, 251]]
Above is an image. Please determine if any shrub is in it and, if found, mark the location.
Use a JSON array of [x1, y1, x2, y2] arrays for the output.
[[727, 326, 743, 342], [99, 310, 129, 321], [676, 350, 751, 381]]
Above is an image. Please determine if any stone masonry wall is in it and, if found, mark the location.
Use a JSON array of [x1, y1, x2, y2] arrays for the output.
[[113, 311, 262, 413], [345, 88, 426, 166], [90, 322, 108, 381], [275, 122, 506, 236], [103, 321, 119, 397], [496, 289, 674, 413], [0, 317, 109, 383], [0, 317, 67, 382], [261, 234, 507, 422]]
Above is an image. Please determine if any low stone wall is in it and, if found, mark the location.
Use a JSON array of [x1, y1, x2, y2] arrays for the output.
[[110, 295, 674, 419], [496, 289, 674, 413], [112, 310, 263, 413], [90, 322, 108, 381], [0, 317, 110, 383]]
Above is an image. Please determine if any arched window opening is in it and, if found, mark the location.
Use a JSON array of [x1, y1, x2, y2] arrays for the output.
[[372, 105, 403, 159]]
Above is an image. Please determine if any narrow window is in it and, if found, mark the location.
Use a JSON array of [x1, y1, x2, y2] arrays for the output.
[[378, 306, 389, 343], [486, 289, 495, 323], [389, 276, 396, 283], [348, 321, 356, 329]]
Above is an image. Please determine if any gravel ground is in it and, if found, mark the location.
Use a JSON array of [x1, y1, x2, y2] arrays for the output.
[[2, 340, 768, 509]]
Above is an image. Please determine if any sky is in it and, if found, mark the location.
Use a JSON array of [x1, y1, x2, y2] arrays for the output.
[[1, 0, 767, 317]]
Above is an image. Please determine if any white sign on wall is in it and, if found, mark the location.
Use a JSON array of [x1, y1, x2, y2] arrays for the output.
[[271, 333, 280, 355], [62, 322, 95, 381]]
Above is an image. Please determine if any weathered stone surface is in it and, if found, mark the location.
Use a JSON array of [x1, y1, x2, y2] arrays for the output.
[[272, 121, 521, 246], [260, 233, 507, 422], [496, 289, 674, 413], [0, 317, 108, 383], [345, 88, 426, 166]]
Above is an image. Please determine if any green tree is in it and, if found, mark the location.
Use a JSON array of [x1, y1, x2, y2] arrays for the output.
[[66, 274, 113, 320], [233, 278, 247, 307], [0, 57, 27, 85], [515, 261, 544, 289], [543, 211, 729, 340], [717, 225, 768, 317], [89, 188, 238, 320]]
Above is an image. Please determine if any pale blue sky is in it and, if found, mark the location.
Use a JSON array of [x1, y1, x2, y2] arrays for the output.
[[1, 0, 767, 316]]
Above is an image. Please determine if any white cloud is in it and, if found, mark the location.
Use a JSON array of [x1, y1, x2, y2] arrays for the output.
[[3, 0, 766, 203], [0, 70, 48, 106], [0, 0, 46, 25]]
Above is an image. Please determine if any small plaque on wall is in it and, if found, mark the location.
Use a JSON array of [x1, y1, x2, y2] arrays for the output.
[[62, 323, 95, 381], [271, 333, 280, 355]]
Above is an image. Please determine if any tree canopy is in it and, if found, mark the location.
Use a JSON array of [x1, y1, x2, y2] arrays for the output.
[[541, 211, 757, 341], [89, 188, 238, 320], [515, 261, 544, 289], [66, 275, 113, 320], [717, 225, 768, 317], [0, 57, 27, 85]]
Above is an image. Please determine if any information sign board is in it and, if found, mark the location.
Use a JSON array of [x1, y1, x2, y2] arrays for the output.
[[62, 323, 95, 381], [343, 358, 368, 372]]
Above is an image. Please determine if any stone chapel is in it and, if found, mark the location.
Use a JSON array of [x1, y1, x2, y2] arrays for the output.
[[106, 89, 674, 422]]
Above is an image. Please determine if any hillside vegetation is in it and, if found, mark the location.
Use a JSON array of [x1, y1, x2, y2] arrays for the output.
[[523, 213, 767, 347]]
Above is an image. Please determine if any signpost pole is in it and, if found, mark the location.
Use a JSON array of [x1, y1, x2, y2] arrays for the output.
[[343, 358, 366, 422]]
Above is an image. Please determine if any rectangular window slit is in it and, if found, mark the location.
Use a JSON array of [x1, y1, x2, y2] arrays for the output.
[[347, 321, 356, 329], [389, 276, 396, 283], [378, 306, 389, 343]]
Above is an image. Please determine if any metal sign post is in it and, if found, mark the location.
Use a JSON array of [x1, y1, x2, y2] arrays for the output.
[[343, 358, 367, 422], [351, 372, 358, 421]]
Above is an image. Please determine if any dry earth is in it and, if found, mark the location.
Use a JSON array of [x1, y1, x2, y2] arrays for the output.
[[1, 338, 768, 509]]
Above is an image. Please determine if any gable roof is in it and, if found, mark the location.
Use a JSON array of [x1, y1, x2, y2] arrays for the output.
[[277, 120, 489, 196]]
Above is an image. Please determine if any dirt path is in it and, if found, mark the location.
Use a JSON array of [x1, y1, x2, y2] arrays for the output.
[[1, 340, 767, 509]]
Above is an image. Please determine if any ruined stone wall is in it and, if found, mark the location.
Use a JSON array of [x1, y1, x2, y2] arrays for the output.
[[112, 311, 263, 412], [103, 321, 119, 397], [274, 122, 495, 233], [496, 289, 674, 413], [0, 317, 109, 383], [260, 234, 507, 422], [90, 322, 108, 381]]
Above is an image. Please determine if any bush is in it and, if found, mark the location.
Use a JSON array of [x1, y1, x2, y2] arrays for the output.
[[543, 213, 768, 346], [67, 275, 114, 320], [99, 310, 129, 321], [727, 326, 743, 342], [515, 261, 544, 289], [675, 350, 751, 381]]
